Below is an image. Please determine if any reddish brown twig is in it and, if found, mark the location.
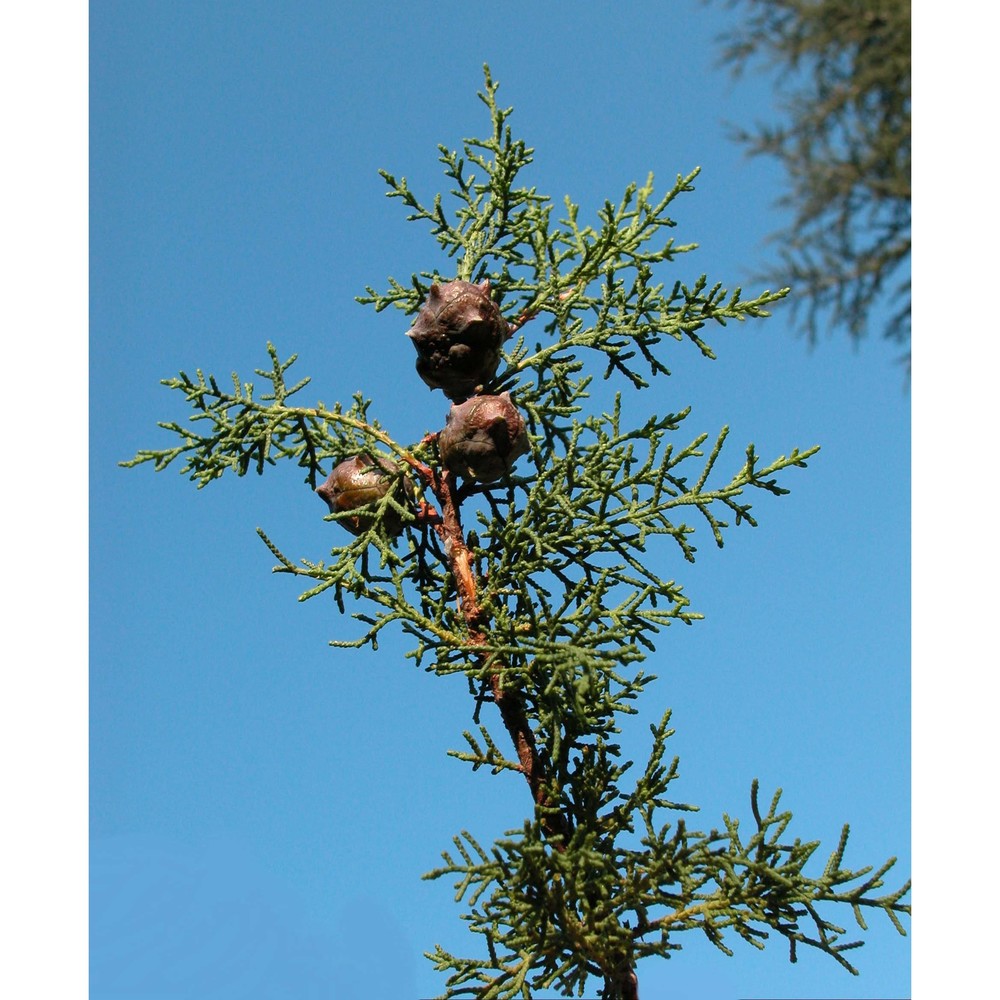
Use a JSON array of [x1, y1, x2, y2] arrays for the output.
[[413, 499, 443, 526], [428, 450, 643, 990], [506, 287, 579, 338], [606, 965, 639, 1000], [430, 467, 567, 842], [506, 308, 539, 339]]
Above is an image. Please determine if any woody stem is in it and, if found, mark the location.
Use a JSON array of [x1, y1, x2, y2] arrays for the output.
[[432, 468, 567, 842]]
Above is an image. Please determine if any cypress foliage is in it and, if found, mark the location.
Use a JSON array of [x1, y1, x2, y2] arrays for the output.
[[123, 67, 908, 999]]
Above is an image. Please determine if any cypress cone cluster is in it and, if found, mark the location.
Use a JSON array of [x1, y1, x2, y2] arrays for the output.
[[318, 279, 529, 534], [410, 280, 528, 483]]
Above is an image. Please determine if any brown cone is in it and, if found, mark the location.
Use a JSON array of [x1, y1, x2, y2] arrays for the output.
[[316, 454, 414, 536], [438, 393, 529, 483], [405, 280, 507, 401]]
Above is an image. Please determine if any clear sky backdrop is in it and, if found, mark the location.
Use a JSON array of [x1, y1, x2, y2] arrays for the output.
[[89, 2, 910, 998]]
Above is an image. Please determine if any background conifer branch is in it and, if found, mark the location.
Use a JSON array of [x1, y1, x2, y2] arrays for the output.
[[711, 0, 911, 368]]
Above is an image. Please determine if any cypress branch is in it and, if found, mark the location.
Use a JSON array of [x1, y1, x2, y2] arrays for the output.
[[123, 64, 907, 998]]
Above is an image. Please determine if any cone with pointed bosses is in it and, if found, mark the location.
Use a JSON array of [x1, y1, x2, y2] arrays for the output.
[[316, 454, 414, 536], [406, 280, 507, 402], [438, 392, 530, 483]]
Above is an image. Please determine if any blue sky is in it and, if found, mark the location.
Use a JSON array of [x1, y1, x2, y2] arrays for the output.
[[85, 2, 917, 998]]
